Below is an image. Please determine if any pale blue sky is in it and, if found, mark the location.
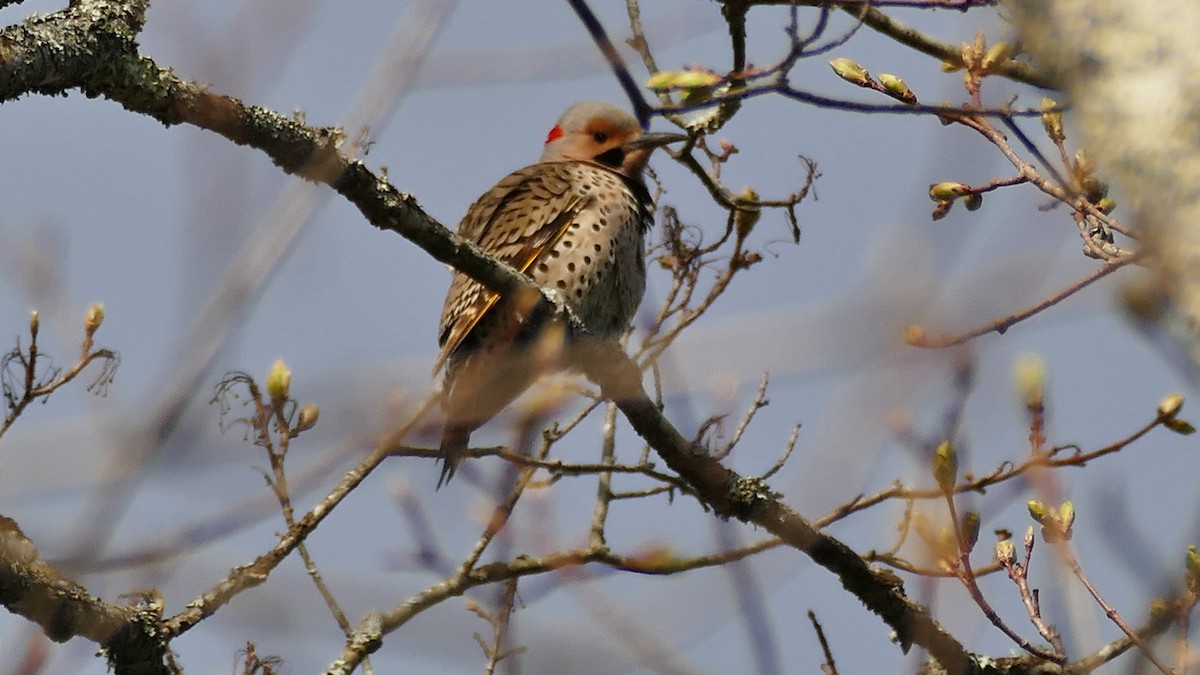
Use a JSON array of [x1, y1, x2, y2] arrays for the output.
[[0, 1, 1193, 673]]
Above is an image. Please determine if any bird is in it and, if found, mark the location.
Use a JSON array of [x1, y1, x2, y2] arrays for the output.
[[433, 100, 686, 487]]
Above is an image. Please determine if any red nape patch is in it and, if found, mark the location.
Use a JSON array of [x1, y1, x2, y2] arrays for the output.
[[545, 125, 564, 144]]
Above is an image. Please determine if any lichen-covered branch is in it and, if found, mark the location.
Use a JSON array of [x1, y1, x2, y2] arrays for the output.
[[0, 516, 167, 674]]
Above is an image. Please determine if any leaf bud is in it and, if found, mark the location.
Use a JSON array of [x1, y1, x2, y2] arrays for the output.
[[981, 41, 1016, 71], [266, 359, 292, 404], [296, 404, 320, 432], [1165, 418, 1197, 435], [1040, 97, 1064, 142], [1014, 354, 1046, 409], [734, 187, 761, 240], [932, 440, 958, 493], [878, 73, 917, 104], [1027, 500, 1048, 525], [829, 58, 871, 86], [1187, 545, 1200, 592], [929, 182, 971, 201], [961, 511, 981, 551], [1058, 502, 1075, 532], [995, 538, 1015, 565], [1158, 394, 1185, 419], [84, 302, 105, 334]]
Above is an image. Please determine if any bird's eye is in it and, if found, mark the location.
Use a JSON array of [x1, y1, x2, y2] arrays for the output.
[[592, 131, 608, 143]]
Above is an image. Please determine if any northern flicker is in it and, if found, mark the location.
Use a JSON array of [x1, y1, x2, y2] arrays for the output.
[[434, 100, 685, 487]]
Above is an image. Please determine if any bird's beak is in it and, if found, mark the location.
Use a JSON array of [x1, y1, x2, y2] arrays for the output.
[[624, 131, 690, 150]]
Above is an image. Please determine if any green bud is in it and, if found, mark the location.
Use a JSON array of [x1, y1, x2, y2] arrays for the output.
[[1158, 394, 1185, 419], [878, 73, 917, 104], [929, 182, 971, 201], [1096, 197, 1117, 214], [1058, 502, 1075, 531], [645, 72, 675, 90], [1040, 98, 1064, 142], [84, 302, 105, 334], [1014, 354, 1046, 409], [645, 69, 723, 91], [963, 193, 983, 211], [829, 58, 871, 87], [296, 404, 320, 432], [1027, 500, 1048, 524], [266, 359, 292, 404], [1165, 418, 1197, 435], [995, 538, 1015, 565], [981, 41, 1017, 71], [1029, 501, 1074, 543], [734, 187, 761, 240], [932, 440, 958, 493], [961, 511, 981, 551]]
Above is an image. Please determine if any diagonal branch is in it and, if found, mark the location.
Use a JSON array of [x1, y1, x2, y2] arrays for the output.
[[575, 341, 974, 673], [0, 515, 168, 674], [5, 3, 973, 671]]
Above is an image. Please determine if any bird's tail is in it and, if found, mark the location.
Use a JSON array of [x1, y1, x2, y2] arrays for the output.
[[437, 424, 471, 489]]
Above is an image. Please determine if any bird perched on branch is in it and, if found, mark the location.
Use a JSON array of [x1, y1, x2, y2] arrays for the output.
[[434, 100, 686, 487]]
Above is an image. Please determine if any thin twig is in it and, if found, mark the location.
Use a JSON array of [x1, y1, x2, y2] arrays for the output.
[[908, 258, 1136, 349], [567, 0, 653, 127], [942, 491, 1062, 662], [1059, 542, 1174, 674], [808, 610, 840, 675], [163, 391, 441, 640], [590, 403, 620, 548]]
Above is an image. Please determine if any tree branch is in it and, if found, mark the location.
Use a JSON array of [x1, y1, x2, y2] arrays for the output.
[[576, 341, 976, 673], [6, 2, 977, 672], [0, 516, 168, 674]]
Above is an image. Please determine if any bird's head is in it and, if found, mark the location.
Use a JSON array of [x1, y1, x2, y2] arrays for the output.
[[540, 100, 687, 178]]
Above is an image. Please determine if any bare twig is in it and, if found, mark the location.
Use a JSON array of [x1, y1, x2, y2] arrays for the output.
[[816, 400, 1173, 531], [1058, 541, 1174, 673], [163, 392, 440, 640], [907, 258, 1136, 349], [996, 528, 1064, 654], [576, 341, 976, 672], [808, 609, 840, 675], [590, 403, 621, 548], [471, 577, 523, 675], [941, 488, 1063, 661], [567, 0, 653, 127], [1, 310, 118, 439]]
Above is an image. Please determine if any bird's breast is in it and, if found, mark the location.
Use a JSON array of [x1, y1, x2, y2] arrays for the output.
[[530, 165, 648, 336]]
